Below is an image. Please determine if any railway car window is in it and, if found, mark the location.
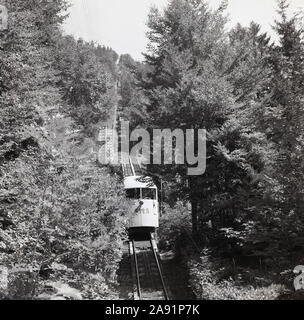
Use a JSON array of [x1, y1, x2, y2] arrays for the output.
[[142, 188, 156, 200], [126, 188, 140, 199]]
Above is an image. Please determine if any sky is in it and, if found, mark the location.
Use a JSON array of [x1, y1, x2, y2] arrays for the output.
[[63, 0, 304, 61]]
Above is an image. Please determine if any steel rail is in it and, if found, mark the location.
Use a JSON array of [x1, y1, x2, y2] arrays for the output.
[[132, 240, 142, 300], [150, 236, 170, 300]]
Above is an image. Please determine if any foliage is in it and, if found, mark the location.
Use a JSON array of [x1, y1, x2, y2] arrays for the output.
[[157, 202, 191, 250], [55, 37, 118, 136], [1, 0, 304, 301], [122, 0, 304, 298], [118, 54, 148, 126], [189, 254, 286, 300], [0, 0, 130, 300]]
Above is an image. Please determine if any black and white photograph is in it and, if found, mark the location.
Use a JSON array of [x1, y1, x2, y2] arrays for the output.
[[0, 0, 304, 306]]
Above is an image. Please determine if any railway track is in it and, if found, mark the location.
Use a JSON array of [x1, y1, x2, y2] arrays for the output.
[[128, 234, 170, 300]]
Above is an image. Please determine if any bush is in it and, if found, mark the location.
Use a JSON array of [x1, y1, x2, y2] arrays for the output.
[[0, 145, 130, 300], [189, 253, 287, 300], [157, 202, 191, 251]]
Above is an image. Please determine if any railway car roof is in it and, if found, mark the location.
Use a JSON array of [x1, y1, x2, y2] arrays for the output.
[[124, 176, 157, 189]]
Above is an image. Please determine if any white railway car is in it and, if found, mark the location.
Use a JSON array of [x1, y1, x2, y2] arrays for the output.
[[124, 175, 159, 233]]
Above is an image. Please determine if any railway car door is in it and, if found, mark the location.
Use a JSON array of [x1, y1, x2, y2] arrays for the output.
[[126, 188, 143, 228], [140, 188, 159, 228]]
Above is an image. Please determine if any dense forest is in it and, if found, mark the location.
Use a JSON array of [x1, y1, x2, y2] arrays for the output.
[[0, 0, 304, 300], [0, 0, 129, 299], [119, 0, 304, 299]]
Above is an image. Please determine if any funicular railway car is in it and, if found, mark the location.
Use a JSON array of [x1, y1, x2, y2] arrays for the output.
[[124, 175, 159, 234]]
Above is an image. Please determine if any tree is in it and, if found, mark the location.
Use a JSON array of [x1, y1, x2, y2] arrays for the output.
[[257, 0, 304, 254], [138, 0, 271, 238], [54, 37, 117, 137], [0, 0, 130, 299]]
